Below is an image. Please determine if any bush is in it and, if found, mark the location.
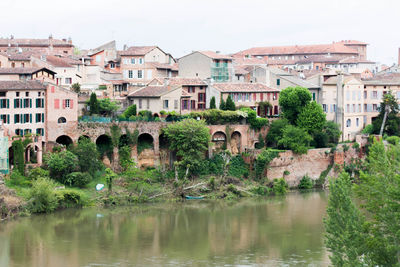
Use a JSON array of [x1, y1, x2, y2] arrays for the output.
[[386, 136, 400, 146], [56, 189, 88, 208], [27, 177, 58, 213], [28, 167, 50, 180], [7, 171, 31, 187], [266, 119, 289, 148], [250, 185, 270, 196], [228, 156, 249, 178], [298, 175, 313, 189], [65, 172, 92, 187], [361, 124, 373, 134], [44, 150, 79, 185], [122, 104, 137, 118], [278, 125, 312, 154], [343, 144, 349, 152], [272, 178, 288, 195]]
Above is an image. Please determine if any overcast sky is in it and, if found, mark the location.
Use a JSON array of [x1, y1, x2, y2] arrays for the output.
[[0, 0, 399, 64]]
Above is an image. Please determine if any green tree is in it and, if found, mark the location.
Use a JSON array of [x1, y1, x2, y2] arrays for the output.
[[210, 96, 216, 109], [324, 121, 341, 145], [279, 86, 312, 124], [255, 149, 279, 180], [70, 137, 102, 177], [266, 119, 289, 148], [98, 98, 119, 116], [105, 168, 117, 193], [278, 125, 312, 154], [163, 118, 210, 176], [296, 101, 326, 134], [88, 92, 99, 115], [372, 93, 400, 136], [12, 140, 25, 175], [225, 95, 236, 111], [324, 172, 367, 266], [44, 150, 79, 184], [219, 97, 226, 110], [27, 177, 58, 213], [71, 83, 81, 94], [122, 104, 137, 118]]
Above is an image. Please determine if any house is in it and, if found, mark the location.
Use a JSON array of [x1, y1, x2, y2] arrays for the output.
[[0, 51, 36, 68], [88, 41, 118, 68], [178, 51, 233, 82], [0, 67, 56, 83], [127, 85, 182, 115], [0, 36, 74, 56], [119, 46, 176, 87], [209, 83, 280, 117]]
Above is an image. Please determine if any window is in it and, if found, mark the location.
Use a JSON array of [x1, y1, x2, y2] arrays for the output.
[[352, 91, 356, 100], [0, 114, 9, 124], [139, 99, 142, 109], [356, 118, 359, 127], [198, 93, 205, 102], [139, 58, 143, 64], [322, 104, 327, 113], [65, 78, 72, 84], [174, 100, 178, 109], [182, 99, 189, 110], [128, 70, 133, 79], [346, 91, 350, 101], [0, 92, 5, 97], [0, 99, 9, 109], [147, 99, 150, 109], [138, 70, 143, 79], [191, 100, 196, 109], [346, 119, 351, 127], [276, 79, 280, 86], [36, 113, 45, 123], [16, 92, 20, 97], [36, 98, 44, 108], [57, 117, 66, 123], [65, 99, 70, 108], [188, 87, 195, 93], [131, 58, 135, 64], [14, 114, 20, 123], [372, 91, 377, 99], [25, 92, 29, 97], [163, 100, 169, 109], [15, 129, 22, 136], [110, 63, 115, 69], [358, 104, 361, 113], [364, 104, 367, 112], [346, 104, 350, 113], [373, 104, 378, 112], [333, 104, 336, 112], [312, 92, 316, 101], [23, 114, 31, 123], [358, 91, 361, 100], [24, 129, 31, 135], [36, 128, 44, 136], [198, 103, 205, 110], [364, 91, 367, 99]]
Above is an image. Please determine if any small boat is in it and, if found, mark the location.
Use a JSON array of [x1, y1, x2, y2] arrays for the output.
[[185, 195, 204, 200]]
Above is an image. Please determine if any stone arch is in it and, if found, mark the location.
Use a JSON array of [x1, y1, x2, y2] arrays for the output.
[[25, 145, 39, 164], [231, 131, 242, 154], [137, 133, 155, 168], [57, 117, 67, 124], [212, 131, 227, 151], [158, 132, 168, 149], [78, 135, 90, 143], [137, 133, 154, 154], [56, 135, 73, 146], [96, 134, 113, 158], [153, 113, 159, 118], [8, 146, 13, 169]]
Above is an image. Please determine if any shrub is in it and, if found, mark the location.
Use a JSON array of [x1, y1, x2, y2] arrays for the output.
[[278, 125, 312, 154], [316, 165, 333, 187], [228, 155, 249, 178], [44, 150, 79, 184], [28, 167, 50, 180], [272, 178, 288, 195], [255, 149, 279, 180], [208, 176, 216, 190], [343, 144, 349, 152], [65, 172, 92, 187], [27, 177, 58, 213], [122, 104, 137, 118], [8, 170, 31, 187], [283, 170, 290, 176], [361, 124, 373, 134], [386, 136, 400, 145], [250, 185, 270, 196], [298, 175, 313, 189], [56, 189, 88, 208]]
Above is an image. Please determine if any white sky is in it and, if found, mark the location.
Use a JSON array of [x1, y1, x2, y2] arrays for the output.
[[0, 0, 399, 64]]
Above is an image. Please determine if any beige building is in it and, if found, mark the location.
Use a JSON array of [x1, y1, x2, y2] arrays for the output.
[[0, 51, 35, 68], [178, 51, 233, 82]]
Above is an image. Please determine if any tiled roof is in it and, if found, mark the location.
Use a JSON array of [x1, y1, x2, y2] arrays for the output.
[[280, 75, 320, 89], [0, 80, 46, 90], [213, 83, 279, 93], [233, 57, 267, 65], [128, 85, 176, 97], [338, 57, 375, 64], [198, 51, 233, 60], [0, 67, 42, 74], [362, 73, 400, 85], [168, 77, 206, 86], [0, 38, 73, 47], [338, 40, 368, 45], [0, 51, 37, 61], [234, 42, 360, 57], [119, 46, 157, 56], [147, 62, 178, 71], [234, 65, 252, 75], [44, 55, 82, 67], [323, 75, 359, 85]]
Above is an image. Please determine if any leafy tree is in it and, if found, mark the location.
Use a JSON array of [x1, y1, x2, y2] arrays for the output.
[[27, 177, 58, 213], [219, 97, 226, 110], [122, 104, 137, 118], [279, 86, 312, 124], [324, 172, 367, 266], [225, 95, 236, 111], [266, 119, 289, 148], [323, 121, 341, 145], [71, 83, 81, 94], [372, 93, 400, 136], [12, 140, 25, 175], [296, 101, 326, 134], [98, 98, 119, 116], [88, 92, 99, 115], [70, 137, 102, 177], [210, 96, 216, 109], [163, 118, 210, 176], [44, 150, 79, 184], [278, 125, 312, 154]]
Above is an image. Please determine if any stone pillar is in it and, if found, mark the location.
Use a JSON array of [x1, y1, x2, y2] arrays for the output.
[[37, 147, 43, 165]]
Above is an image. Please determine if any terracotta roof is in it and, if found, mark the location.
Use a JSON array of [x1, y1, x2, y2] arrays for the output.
[[0, 38, 73, 47], [280, 75, 320, 89], [213, 83, 279, 93], [234, 42, 360, 57], [0, 51, 37, 61], [0, 67, 50, 74], [295, 55, 342, 64], [233, 57, 267, 65], [147, 62, 178, 71], [168, 77, 206, 86], [0, 80, 46, 90], [323, 75, 359, 85], [234, 65, 251, 75], [362, 73, 400, 85], [198, 51, 232, 60], [44, 55, 82, 67], [128, 85, 178, 97], [338, 57, 375, 64], [119, 46, 157, 56], [338, 40, 368, 45]]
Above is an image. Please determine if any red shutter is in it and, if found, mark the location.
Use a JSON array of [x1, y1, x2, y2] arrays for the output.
[[70, 99, 74, 109], [51, 86, 55, 93], [54, 99, 60, 109], [253, 93, 256, 101], [62, 99, 66, 109], [260, 93, 263, 101]]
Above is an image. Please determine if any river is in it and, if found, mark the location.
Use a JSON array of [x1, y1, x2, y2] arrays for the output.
[[0, 191, 329, 267]]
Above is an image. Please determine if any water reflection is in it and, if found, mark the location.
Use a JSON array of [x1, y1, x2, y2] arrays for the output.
[[0, 191, 329, 267]]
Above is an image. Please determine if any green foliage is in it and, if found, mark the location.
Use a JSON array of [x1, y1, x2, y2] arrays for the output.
[[361, 124, 373, 134], [272, 178, 288, 195], [255, 133, 265, 149], [7, 170, 30, 187], [210, 96, 216, 109], [219, 97, 226, 110], [250, 185, 270, 196], [316, 164, 332, 188], [279, 86, 312, 124], [227, 156, 249, 178], [105, 168, 117, 192], [278, 125, 312, 154], [71, 83, 81, 94], [65, 172, 92, 188], [255, 149, 279, 180], [137, 138, 153, 155], [28, 167, 50, 180], [44, 150, 79, 184], [208, 176, 216, 190], [27, 177, 58, 213], [342, 144, 349, 152], [138, 110, 153, 119], [88, 93, 99, 115], [372, 92, 400, 136], [242, 107, 269, 130], [12, 140, 25, 175], [258, 101, 272, 117], [296, 101, 326, 134], [298, 175, 313, 189], [70, 137, 102, 176], [119, 145, 132, 170], [56, 189, 88, 208], [324, 172, 367, 266], [266, 119, 289, 148], [122, 104, 137, 118], [110, 124, 121, 148], [386, 135, 400, 145], [225, 95, 236, 111], [163, 119, 210, 175], [98, 98, 119, 116], [323, 121, 341, 146]]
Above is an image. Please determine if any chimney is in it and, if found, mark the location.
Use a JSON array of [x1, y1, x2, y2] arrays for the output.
[[123, 44, 128, 51]]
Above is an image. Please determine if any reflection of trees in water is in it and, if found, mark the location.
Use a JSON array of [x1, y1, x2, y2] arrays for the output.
[[2, 192, 329, 266]]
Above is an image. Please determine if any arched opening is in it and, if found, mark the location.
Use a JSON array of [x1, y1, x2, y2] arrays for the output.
[[231, 131, 242, 154], [159, 133, 168, 149], [96, 134, 113, 159], [212, 131, 227, 152], [56, 135, 73, 147], [119, 134, 130, 148], [78, 135, 90, 143], [8, 146, 14, 169], [58, 117, 67, 124], [137, 133, 154, 155], [153, 113, 159, 118], [25, 145, 38, 164]]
